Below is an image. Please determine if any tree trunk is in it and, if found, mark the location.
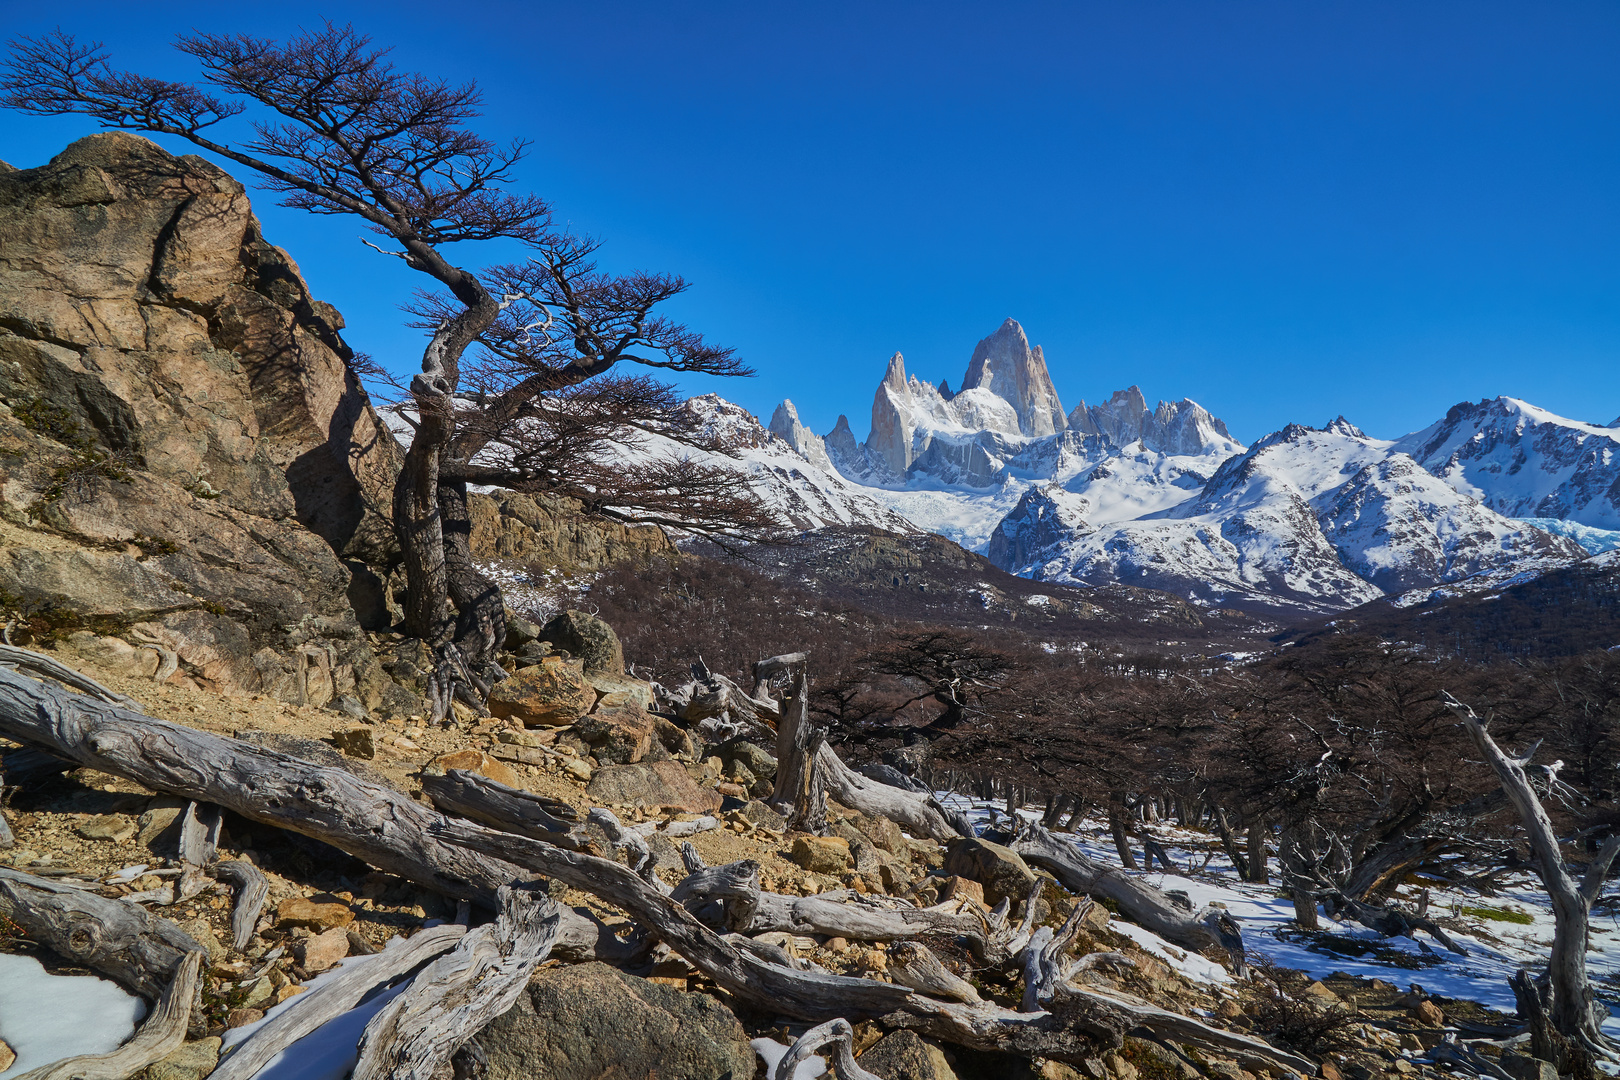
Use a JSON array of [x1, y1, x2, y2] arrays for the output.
[[1245, 819, 1269, 885], [1108, 793, 1138, 870], [1443, 691, 1618, 1055]]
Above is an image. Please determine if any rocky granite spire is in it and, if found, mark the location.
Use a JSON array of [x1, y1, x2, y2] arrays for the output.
[[768, 399, 834, 470], [958, 318, 1067, 437]]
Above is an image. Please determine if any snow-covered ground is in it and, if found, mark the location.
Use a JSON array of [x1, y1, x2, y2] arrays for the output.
[[936, 794, 1620, 1041], [0, 953, 146, 1079]]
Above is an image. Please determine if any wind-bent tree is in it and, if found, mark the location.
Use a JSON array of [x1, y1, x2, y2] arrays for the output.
[[2, 24, 774, 719]]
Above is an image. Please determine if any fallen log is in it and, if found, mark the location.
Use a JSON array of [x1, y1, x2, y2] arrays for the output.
[[1022, 899, 1093, 1012], [888, 940, 982, 1004], [1007, 818, 1246, 976], [0, 867, 200, 1000], [352, 885, 560, 1080], [421, 770, 585, 848], [212, 924, 469, 1080], [0, 666, 634, 964], [14, 949, 203, 1080]]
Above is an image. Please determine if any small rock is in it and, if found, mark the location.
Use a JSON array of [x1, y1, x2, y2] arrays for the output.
[[497, 729, 555, 749], [1500, 1052, 1558, 1080], [177, 918, 229, 964], [586, 761, 722, 813], [273, 984, 307, 1005], [1105, 1051, 1138, 1080], [295, 926, 350, 973], [1408, 998, 1445, 1027], [276, 895, 354, 931], [504, 617, 542, 650], [1303, 980, 1342, 1005], [1319, 1062, 1344, 1080], [854, 813, 908, 858], [564, 758, 592, 782], [789, 835, 852, 874], [715, 781, 747, 799], [332, 727, 375, 759], [427, 749, 521, 789], [76, 814, 136, 842], [574, 706, 655, 765], [488, 658, 595, 727], [474, 961, 752, 1080], [1397, 1033, 1423, 1053], [0, 1038, 13, 1072], [936, 875, 985, 905], [136, 802, 186, 849], [145, 1036, 221, 1080], [329, 695, 368, 721], [240, 976, 274, 1009], [226, 1007, 264, 1029]]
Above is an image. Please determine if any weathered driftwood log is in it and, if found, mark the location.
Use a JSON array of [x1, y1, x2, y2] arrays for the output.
[[769, 674, 970, 842], [772, 1019, 881, 1080], [585, 808, 660, 887], [888, 940, 981, 1004], [672, 854, 1005, 959], [1443, 690, 1620, 1055], [209, 859, 269, 952], [1007, 819, 1247, 976], [769, 675, 829, 834], [0, 644, 141, 708], [0, 667, 633, 963], [0, 867, 200, 999], [683, 660, 779, 740], [212, 924, 469, 1080], [752, 652, 808, 699], [421, 770, 585, 848], [1022, 899, 1094, 1012], [352, 886, 560, 1080], [14, 949, 204, 1080]]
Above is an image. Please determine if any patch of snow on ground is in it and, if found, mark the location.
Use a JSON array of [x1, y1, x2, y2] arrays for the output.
[[934, 794, 1620, 1042], [0, 953, 146, 1080], [752, 1036, 827, 1078], [219, 936, 420, 1080]]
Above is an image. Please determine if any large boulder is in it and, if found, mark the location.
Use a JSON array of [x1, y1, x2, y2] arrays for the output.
[[858, 1030, 960, 1080], [487, 657, 595, 727], [943, 837, 1038, 908], [0, 133, 402, 710], [473, 962, 754, 1080], [586, 761, 722, 813], [538, 610, 624, 676]]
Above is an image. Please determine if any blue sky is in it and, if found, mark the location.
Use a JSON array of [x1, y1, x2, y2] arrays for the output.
[[4, 1, 1617, 444]]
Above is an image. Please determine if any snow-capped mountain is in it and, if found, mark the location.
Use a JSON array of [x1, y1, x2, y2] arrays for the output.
[[1393, 397, 1620, 528], [987, 420, 1584, 614], [661, 395, 915, 533], [590, 318, 1613, 619]]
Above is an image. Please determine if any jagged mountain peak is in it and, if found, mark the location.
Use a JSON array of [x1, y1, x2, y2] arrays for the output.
[[959, 318, 1067, 438], [1323, 416, 1367, 438], [881, 351, 908, 391]]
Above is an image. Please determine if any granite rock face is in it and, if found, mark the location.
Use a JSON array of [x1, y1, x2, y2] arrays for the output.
[[958, 317, 1068, 438], [0, 133, 402, 710]]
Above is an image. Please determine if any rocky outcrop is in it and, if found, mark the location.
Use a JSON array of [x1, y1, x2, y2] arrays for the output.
[[0, 133, 405, 711], [959, 318, 1067, 437], [466, 489, 673, 571]]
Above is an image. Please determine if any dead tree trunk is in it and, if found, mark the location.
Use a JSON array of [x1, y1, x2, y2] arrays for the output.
[[1443, 691, 1620, 1057], [769, 674, 971, 842], [1108, 793, 1138, 870], [352, 885, 559, 1080], [1007, 818, 1247, 976], [0, 867, 201, 1000]]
